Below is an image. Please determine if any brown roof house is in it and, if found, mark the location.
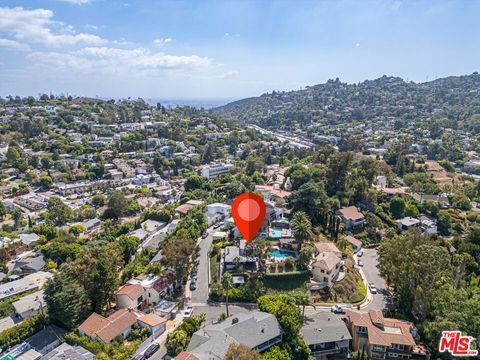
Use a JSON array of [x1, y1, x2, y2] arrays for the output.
[[336, 206, 365, 229], [115, 273, 177, 311], [78, 308, 140, 344], [309, 242, 343, 290], [346, 310, 430, 360]]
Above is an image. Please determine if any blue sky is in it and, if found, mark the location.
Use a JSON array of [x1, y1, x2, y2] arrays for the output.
[[0, 0, 479, 100]]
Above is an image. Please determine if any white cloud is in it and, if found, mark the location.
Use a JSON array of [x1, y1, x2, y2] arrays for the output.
[[28, 47, 212, 72], [0, 6, 106, 46], [355, 43, 361, 47], [0, 38, 30, 51], [84, 24, 99, 31], [219, 70, 239, 79], [152, 38, 172, 46], [56, 0, 91, 5]]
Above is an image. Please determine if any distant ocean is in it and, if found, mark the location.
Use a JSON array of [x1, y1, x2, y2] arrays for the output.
[[145, 98, 237, 109]]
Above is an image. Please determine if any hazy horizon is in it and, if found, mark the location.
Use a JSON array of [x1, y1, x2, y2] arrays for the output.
[[1, 0, 480, 99]]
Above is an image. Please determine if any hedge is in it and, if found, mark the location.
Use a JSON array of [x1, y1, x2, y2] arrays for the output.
[[0, 314, 46, 349]]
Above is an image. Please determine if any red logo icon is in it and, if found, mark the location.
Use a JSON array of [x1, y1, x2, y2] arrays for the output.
[[232, 192, 266, 243], [439, 331, 478, 356]]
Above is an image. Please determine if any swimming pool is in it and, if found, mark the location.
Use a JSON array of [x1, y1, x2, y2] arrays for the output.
[[270, 249, 296, 258], [269, 228, 283, 238]]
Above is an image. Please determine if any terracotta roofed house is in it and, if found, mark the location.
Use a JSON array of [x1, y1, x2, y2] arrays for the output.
[[115, 283, 145, 310], [78, 308, 140, 343], [337, 206, 365, 229], [346, 310, 430, 360]]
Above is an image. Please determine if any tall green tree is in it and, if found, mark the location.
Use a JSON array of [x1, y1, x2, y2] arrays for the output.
[[221, 272, 233, 317], [44, 272, 89, 330], [379, 231, 452, 321], [46, 196, 72, 226], [106, 190, 129, 219]]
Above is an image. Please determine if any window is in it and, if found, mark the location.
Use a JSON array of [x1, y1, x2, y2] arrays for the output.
[[358, 326, 368, 333], [390, 344, 404, 351], [323, 276, 328, 282]]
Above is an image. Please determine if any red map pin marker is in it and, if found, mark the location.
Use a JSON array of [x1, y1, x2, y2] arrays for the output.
[[232, 192, 266, 243]]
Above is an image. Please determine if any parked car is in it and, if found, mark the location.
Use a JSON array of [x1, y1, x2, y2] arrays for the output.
[[357, 259, 364, 267], [190, 279, 197, 290], [213, 222, 222, 229], [183, 307, 193, 318], [144, 344, 160, 358], [369, 283, 377, 294], [201, 231, 208, 239], [357, 250, 363, 257], [330, 304, 345, 314], [133, 355, 146, 360]]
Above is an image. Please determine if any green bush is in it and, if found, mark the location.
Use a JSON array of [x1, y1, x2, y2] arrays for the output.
[[0, 314, 46, 349], [166, 314, 205, 357], [64, 332, 141, 360]]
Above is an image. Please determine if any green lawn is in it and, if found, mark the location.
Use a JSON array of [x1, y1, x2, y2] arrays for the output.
[[263, 271, 311, 293]]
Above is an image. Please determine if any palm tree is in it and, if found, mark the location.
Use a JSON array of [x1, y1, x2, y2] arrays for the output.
[[221, 272, 233, 317], [291, 211, 312, 250], [291, 290, 311, 316]]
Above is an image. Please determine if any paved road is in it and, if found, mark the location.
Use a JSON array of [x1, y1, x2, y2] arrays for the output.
[[190, 228, 214, 305], [359, 248, 392, 311]]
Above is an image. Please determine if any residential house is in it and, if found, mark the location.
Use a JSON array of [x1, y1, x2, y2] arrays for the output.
[[200, 163, 234, 179], [141, 219, 166, 233], [222, 240, 258, 272], [0, 277, 36, 302], [9, 252, 46, 275], [301, 312, 351, 360], [78, 308, 140, 344], [345, 235, 363, 253], [115, 283, 145, 310], [116, 273, 177, 310], [346, 310, 430, 360], [207, 203, 231, 225], [396, 217, 421, 232], [183, 311, 283, 359], [12, 290, 45, 319], [309, 243, 343, 289], [39, 343, 95, 360], [137, 313, 167, 338], [25, 325, 67, 355], [337, 207, 365, 229]]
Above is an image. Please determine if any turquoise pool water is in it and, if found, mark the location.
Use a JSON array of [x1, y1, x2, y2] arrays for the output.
[[269, 228, 283, 238], [270, 249, 296, 258]]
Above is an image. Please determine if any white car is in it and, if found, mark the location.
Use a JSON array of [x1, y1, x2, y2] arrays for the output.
[[357, 259, 364, 267], [369, 283, 377, 294], [330, 304, 345, 314], [357, 250, 363, 257], [183, 307, 193, 318]]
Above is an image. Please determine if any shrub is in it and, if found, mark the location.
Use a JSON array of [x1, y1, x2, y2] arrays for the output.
[[0, 314, 46, 349]]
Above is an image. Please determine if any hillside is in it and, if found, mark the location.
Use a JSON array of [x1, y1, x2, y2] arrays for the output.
[[213, 73, 480, 130]]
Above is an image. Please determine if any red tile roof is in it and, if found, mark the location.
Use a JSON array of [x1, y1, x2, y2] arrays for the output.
[[138, 313, 167, 327], [78, 308, 140, 343], [338, 206, 364, 221], [116, 283, 143, 300], [347, 310, 416, 347], [176, 352, 201, 360]]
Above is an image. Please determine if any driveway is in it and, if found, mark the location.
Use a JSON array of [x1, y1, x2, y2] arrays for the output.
[[359, 248, 392, 311], [190, 228, 214, 305]]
